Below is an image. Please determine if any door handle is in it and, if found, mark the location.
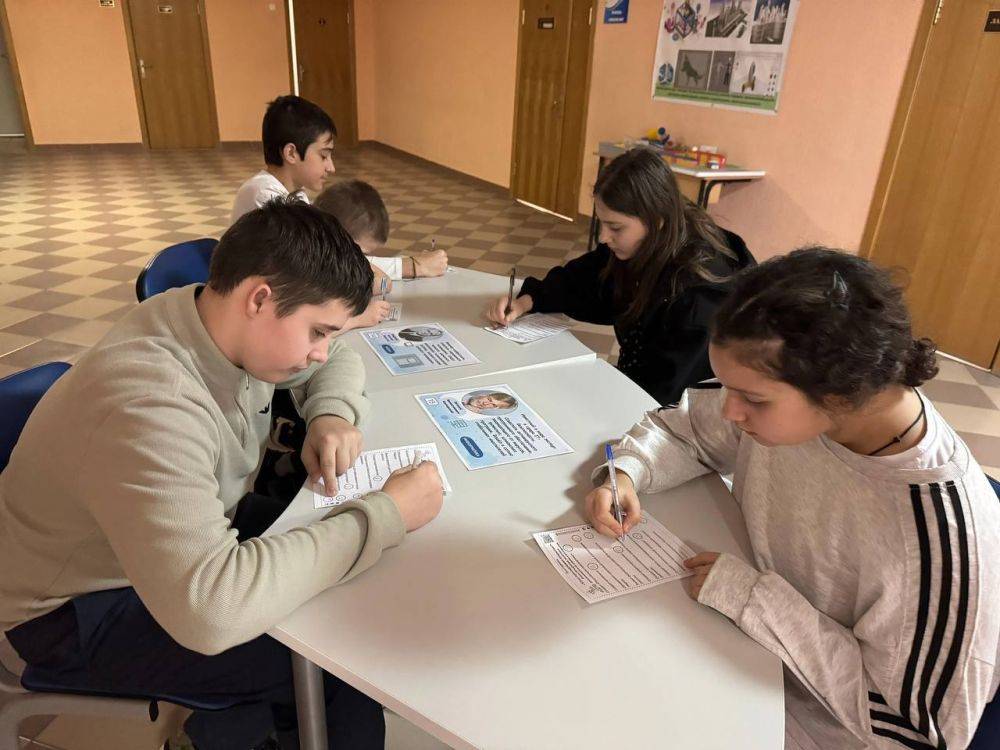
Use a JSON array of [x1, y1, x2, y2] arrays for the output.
[[138, 59, 153, 79], [298, 63, 305, 81]]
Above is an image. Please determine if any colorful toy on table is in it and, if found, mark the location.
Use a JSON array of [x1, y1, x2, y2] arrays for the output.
[[644, 127, 672, 146], [664, 144, 727, 169]]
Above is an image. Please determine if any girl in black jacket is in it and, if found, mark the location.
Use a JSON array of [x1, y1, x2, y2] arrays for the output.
[[486, 147, 754, 405]]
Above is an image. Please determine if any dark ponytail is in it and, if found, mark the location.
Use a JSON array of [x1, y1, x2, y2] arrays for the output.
[[904, 338, 940, 388], [712, 247, 938, 408]]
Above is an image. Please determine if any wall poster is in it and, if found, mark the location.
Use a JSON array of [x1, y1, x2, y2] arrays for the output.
[[651, 0, 799, 113]]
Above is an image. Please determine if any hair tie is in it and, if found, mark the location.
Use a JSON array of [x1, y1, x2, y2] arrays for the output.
[[829, 270, 850, 310]]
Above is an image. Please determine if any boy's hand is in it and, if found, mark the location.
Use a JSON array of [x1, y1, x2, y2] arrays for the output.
[[381, 461, 444, 531], [302, 415, 363, 491], [584, 470, 641, 538], [683, 552, 721, 600], [412, 249, 448, 277], [372, 267, 392, 295], [485, 293, 532, 327], [353, 299, 392, 328]]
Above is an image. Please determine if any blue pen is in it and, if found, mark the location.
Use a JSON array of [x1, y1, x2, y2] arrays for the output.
[[380, 276, 387, 298], [605, 443, 625, 543]]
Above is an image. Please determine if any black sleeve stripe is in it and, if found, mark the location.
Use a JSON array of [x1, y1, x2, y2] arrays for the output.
[[894, 482, 973, 750], [873, 726, 936, 750], [870, 691, 889, 705], [915, 482, 953, 741], [928, 481, 971, 738], [901, 484, 933, 727]]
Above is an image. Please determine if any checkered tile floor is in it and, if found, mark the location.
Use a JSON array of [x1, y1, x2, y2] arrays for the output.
[[0, 140, 998, 476]]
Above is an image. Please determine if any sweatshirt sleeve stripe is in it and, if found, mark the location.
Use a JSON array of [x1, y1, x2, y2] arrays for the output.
[[900, 483, 933, 730], [914, 482, 954, 740], [882, 482, 973, 750], [927, 481, 971, 740]]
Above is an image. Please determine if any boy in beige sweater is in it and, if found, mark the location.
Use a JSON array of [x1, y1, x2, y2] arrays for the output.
[[0, 199, 443, 749]]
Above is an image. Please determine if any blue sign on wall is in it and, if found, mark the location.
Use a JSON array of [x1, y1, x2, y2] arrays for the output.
[[604, 0, 629, 24]]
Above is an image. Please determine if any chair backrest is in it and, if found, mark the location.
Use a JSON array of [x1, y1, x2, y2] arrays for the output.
[[135, 238, 217, 302], [0, 362, 71, 473], [987, 474, 1000, 501], [970, 692, 999, 749]]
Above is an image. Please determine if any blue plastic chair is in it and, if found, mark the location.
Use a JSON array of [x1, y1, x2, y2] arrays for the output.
[[135, 238, 217, 302], [0, 362, 70, 473], [0, 361, 236, 749]]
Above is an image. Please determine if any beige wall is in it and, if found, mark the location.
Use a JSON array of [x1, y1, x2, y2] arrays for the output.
[[581, 1, 923, 259], [4, 0, 921, 258], [4, 0, 142, 144], [4, 0, 290, 145], [366, 0, 519, 187], [205, 0, 291, 142]]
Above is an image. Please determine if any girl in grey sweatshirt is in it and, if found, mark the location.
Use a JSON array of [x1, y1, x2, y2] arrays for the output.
[[588, 248, 999, 749]]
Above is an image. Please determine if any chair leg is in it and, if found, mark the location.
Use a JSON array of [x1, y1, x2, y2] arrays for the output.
[[0, 693, 152, 750]]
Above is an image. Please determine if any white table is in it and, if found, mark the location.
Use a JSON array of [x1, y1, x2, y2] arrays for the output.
[[343, 267, 596, 392], [269, 359, 784, 749]]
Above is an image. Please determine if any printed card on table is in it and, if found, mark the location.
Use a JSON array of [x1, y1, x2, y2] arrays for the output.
[[360, 323, 479, 376], [415, 384, 572, 470]]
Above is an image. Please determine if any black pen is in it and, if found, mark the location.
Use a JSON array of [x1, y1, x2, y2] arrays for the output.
[[504, 266, 516, 320]]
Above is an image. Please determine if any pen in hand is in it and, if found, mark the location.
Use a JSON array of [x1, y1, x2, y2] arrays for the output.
[[605, 443, 625, 543], [504, 265, 516, 325]]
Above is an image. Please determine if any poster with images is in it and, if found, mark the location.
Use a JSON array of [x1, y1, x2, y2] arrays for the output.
[[415, 384, 573, 470], [360, 323, 480, 376], [651, 0, 798, 113]]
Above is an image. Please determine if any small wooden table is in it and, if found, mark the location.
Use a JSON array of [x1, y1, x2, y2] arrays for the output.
[[588, 141, 765, 251]]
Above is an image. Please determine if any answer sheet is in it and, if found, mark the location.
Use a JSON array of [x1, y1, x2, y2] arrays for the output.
[[383, 303, 402, 323], [485, 313, 574, 344], [533, 513, 695, 604], [313, 443, 452, 508]]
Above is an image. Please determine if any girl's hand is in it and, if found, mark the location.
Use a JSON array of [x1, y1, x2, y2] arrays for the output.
[[683, 552, 721, 600], [485, 293, 532, 327], [584, 471, 641, 538]]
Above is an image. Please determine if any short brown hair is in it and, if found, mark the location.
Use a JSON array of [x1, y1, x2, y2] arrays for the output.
[[314, 179, 390, 244], [209, 197, 372, 317]]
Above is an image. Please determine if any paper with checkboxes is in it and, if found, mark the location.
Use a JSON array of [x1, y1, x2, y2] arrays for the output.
[[533, 513, 695, 604], [313, 443, 452, 509]]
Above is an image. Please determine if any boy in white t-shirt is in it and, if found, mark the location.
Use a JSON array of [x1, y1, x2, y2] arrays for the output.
[[232, 97, 393, 328], [230, 95, 335, 225]]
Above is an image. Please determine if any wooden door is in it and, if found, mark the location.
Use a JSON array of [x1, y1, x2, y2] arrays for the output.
[[865, 0, 1000, 368], [0, 27, 24, 136], [511, 0, 594, 219], [124, 0, 218, 149], [294, 0, 358, 147]]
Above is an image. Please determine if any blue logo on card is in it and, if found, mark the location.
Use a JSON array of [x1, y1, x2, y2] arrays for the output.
[[460, 437, 484, 458], [381, 344, 396, 354]]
